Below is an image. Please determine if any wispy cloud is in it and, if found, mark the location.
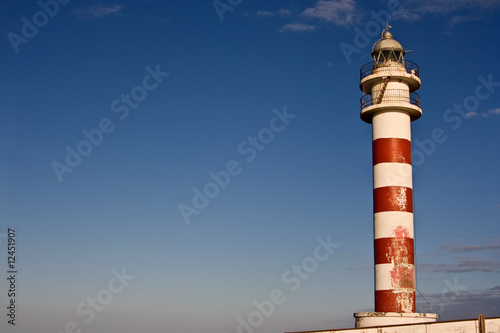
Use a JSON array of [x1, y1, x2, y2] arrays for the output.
[[422, 0, 499, 14], [273, 0, 357, 33], [464, 108, 500, 118], [483, 108, 500, 117], [419, 258, 500, 273], [392, 9, 421, 22], [419, 240, 500, 272], [72, 4, 125, 20], [394, 0, 500, 25], [300, 0, 357, 26], [278, 8, 293, 17], [256, 8, 293, 19], [279, 22, 319, 33], [465, 111, 479, 118], [256, 10, 275, 18], [417, 285, 500, 319], [444, 14, 484, 30], [441, 240, 500, 252]]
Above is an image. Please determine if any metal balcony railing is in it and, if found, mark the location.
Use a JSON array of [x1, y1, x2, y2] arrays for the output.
[[360, 89, 420, 110], [360, 60, 419, 80]]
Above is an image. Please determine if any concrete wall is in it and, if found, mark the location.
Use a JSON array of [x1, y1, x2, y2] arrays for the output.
[[288, 317, 500, 333]]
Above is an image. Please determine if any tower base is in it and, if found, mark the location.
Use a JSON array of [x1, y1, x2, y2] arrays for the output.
[[354, 312, 438, 328]]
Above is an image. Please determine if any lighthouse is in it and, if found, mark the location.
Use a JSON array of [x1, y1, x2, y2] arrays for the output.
[[353, 26, 438, 327], [286, 25, 500, 333]]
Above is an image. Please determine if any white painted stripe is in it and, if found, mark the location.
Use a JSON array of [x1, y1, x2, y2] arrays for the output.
[[375, 263, 415, 291], [372, 111, 411, 140], [374, 163, 413, 189], [374, 211, 414, 239], [375, 263, 394, 291]]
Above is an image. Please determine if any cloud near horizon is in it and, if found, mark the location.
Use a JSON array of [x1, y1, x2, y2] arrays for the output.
[[418, 239, 500, 273], [419, 258, 500, 273], [441, 240, 500, 252], [416, 284, 500, 320]]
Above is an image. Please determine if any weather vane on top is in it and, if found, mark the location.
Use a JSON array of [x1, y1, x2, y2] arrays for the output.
[[382, 23, 392, 34]]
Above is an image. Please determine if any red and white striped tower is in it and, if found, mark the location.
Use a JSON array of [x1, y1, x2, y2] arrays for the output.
[[354, 27, 437, 328]]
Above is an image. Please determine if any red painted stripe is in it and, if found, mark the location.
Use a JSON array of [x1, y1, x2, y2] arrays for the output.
[[374, 186, 413, 213], [375, 290, 416, 313], [373, 138, 412, 165], [374, 237, 415, 265]]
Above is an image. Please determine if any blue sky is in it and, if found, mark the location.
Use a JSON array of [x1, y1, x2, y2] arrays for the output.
[[1, 0, 499, 332]]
